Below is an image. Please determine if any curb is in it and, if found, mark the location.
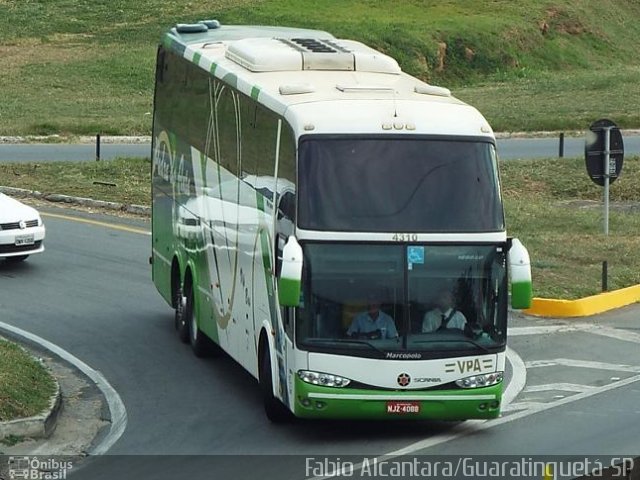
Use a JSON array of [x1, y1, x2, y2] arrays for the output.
[[0, 185, 150, 216], [524, 284, 640, 318], [0, 357, 63, 442], [3, 184, 639, 319], [0, 135, 152, 144], [0, 383, 62, 441], [493, 128, 640, 139]]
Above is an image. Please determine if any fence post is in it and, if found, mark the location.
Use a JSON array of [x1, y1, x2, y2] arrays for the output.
[[558, 132, 564, 158]]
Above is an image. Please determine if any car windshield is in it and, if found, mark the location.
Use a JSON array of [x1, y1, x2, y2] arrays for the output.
[[298, 136, 503, 232], [295, 243, 508, 359]]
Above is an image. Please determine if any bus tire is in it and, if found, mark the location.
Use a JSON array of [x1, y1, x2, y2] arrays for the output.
[[174, 285, 189, 344], [187, 286, 210, 358], [260, 346, 290, 423]]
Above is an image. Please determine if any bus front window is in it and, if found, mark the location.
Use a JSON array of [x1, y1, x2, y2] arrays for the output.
[[298, 137, 503, 233], [295, 244, 508, 358]]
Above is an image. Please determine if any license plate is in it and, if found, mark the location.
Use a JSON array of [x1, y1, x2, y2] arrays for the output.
[[15, 234, 35, 246], [386, 401, 420, 414]]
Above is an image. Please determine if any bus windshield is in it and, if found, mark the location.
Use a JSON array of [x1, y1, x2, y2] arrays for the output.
[[298, 136, 503, 232], [295, 243, 508, 359]]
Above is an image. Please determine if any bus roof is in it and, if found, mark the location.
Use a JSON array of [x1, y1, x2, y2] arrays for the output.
[[163, 22, 494, 139]]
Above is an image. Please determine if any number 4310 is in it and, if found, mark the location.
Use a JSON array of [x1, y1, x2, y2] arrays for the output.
[[392, 233, 418, 242]]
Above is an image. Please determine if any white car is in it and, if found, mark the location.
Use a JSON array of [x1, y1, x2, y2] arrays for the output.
[[0, 193, 45, 262]]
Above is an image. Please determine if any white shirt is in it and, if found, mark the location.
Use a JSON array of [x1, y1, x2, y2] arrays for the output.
[[422, 307, 467, 333]]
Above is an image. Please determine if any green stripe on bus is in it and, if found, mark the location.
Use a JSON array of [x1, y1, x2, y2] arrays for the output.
[[210, 63, 218, 75], [193, 52, 202, 66], [163, 34, 186, 56], [162, 35, 174, 50], [251, 86, 261, 100]]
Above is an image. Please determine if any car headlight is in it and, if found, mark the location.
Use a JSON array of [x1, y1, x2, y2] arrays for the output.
[[455, 371, 503, 389], [298, 370, 351, 388]]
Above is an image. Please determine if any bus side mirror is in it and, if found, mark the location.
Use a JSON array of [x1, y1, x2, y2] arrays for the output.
[[508, 238, 532, 309], [278, 236, 303, 307]]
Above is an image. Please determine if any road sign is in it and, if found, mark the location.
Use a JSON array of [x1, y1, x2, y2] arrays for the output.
[[585, 119, 625, 235], [585, 118, 624, 186]]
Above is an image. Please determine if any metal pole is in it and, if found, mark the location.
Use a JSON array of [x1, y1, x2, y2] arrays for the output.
[[603, 127, 610, 235], [96, 134, 101, 161], [602, 261, 608, 292], [559, 132, 564, 158]]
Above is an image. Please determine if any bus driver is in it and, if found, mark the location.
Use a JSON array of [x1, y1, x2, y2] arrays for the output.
[[347, 294, 398, 339]]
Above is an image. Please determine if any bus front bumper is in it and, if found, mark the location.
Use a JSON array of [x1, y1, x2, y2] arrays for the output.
[[293, 377, 503, 420]]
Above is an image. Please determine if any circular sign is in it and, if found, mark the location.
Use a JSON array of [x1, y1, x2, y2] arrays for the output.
[[585, 118, 624, 186]]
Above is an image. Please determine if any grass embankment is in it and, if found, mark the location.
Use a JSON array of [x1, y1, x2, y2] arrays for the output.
[[0, 338, 56, 424], [502, 156, 640, 299], [0, 157, 150, 206], [2, 155, 640, 300], [2, 1, 640, 135]]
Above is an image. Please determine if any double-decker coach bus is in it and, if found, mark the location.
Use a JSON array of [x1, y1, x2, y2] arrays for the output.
[[151, 20, 532, 422]]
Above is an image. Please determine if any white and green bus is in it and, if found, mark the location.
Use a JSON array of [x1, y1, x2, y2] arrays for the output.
[[151, 21, 532, 422]]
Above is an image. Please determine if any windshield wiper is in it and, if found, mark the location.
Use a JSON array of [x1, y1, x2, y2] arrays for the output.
[[305, 338, 387, 355]]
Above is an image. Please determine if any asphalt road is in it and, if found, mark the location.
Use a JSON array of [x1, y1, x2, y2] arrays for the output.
[[1, 134, 639, 162], [1, 207, 639, 480]]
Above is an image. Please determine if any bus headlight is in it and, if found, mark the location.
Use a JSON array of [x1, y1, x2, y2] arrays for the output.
[[298, 370, 351, 388], [455, 371, 503, 389]]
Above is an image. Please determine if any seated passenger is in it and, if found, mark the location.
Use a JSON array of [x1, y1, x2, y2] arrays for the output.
[[347, 294, 398, 339], [422, 289, 467, 333]]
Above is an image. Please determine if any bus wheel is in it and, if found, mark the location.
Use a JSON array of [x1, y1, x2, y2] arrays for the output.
[[174, 286, 189, 344], [187, 287, 210, 358], [260, 347, 291, 423]]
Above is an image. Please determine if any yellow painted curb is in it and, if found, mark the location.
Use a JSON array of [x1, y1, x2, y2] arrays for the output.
[[524, 284, 640, 317]]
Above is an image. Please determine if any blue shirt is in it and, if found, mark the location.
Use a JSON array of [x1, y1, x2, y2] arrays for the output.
[[347, 310, 398, 339]]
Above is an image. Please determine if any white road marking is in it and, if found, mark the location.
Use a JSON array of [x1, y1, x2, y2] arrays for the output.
[[508, 324, 588, 336], [510, 323, 640, 345], [526, 358, 640, 373], [502, 401, 547, 412], [523, 383, 596, 393], [584, 325, 640, 344], [0, 321, 127, 455], [502, 346, 526, 408]]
